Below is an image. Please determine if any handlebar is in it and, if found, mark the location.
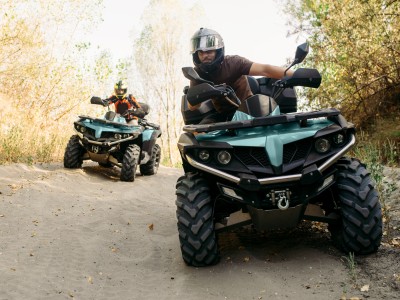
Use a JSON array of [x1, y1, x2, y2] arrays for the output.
[[140, 119, 160, 130]]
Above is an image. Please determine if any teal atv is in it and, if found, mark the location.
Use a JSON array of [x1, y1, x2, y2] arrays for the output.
[[64, 96, 162, 182], [175, 43, 382, 266]]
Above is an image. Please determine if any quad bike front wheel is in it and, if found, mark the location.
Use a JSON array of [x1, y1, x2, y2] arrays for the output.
[[120, 144, 141, 182], [329, 157, 382, 254], [140, 144, 161, 176], [64, 135, 85, 168], [175, 172, 219, 267]]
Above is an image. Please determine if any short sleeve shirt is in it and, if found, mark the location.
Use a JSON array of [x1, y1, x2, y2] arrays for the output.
[[192, 55, 253, 113]]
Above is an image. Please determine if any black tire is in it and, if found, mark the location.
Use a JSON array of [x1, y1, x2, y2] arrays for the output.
[[175, 172, 219, 267], [120, 144, 140, 182], [329, 157, 382, 254], [140, 144, 161, 176], [64, 135, 85, 168]]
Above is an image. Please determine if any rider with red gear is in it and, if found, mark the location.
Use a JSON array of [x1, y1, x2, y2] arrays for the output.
[[105, 80, 141, 125]]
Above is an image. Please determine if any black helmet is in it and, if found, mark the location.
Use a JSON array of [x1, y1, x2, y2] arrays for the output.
[[114, 80, 127, 100], [190, 28, 225, 73]]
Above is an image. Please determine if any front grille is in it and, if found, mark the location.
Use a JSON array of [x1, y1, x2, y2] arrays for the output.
[[101, 132, 116, 139], [234, 147, 270, 168], [83, 128, 96, 139], [283, 138, 312, 164]]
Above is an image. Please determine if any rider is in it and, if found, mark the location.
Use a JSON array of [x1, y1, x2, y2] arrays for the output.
[[189, 27, 294, 124], [104, 80, 141, 125]]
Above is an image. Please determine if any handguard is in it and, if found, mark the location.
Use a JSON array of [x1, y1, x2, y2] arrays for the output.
[[279, 68, 322, 89], [186, 83, 226, 106]]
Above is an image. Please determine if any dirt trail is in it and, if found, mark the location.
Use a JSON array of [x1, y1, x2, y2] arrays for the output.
[[0, 163, 398, 300]]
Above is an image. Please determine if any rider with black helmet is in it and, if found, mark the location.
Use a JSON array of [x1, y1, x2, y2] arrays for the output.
[[189, 28, 293, 124]]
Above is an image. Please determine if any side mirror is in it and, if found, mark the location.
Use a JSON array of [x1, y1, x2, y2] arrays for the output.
[[182, 67, 214, 85], [90, 96, 103, 105], [294, 42, 309, 64], [284, 42, 309, 76]]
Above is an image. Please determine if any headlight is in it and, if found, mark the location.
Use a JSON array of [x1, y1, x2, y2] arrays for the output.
[[332, 133, 345, 145], [315, 138, 331, 153], [217, 150, 231, 165], [198, 149, 210, 161], [114, 133, 122, 139], [79, 126, 86, 133]]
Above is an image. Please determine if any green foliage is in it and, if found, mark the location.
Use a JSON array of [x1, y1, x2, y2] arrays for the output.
[[0, 0, 106, 164], [0, 126, 24, 163], [284, 0, 400, 128], [342, 252, 357, 284], [0, 124, 70, 164]]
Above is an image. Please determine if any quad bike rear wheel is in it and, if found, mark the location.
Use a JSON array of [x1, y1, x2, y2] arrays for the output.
[[140, 144, 161, 176], [121, 144, 141, 182], [175, 172, 219, 267], [64, 135, 85, 168], [329, 157, 382, 254]]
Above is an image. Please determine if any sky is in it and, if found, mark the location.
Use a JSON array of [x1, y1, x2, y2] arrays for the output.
[[89, 0, 303, 66]]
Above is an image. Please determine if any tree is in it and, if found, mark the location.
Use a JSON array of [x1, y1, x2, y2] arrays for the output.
[[0, 0, 104, 163], [283, 0, 400, 128], [133, 0, 204, 166]]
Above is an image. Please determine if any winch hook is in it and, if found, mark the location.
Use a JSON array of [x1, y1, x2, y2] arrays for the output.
[[277, 197, 289, 210]]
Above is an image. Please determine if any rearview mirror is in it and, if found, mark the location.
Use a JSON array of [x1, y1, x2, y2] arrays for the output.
[[90, 96, 103, 105], [284, 42, 310, 76], [294, 42, 309, 64]]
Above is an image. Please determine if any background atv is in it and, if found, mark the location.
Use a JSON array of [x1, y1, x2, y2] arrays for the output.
[[176, 43, 382, 267], [64, 96, 162, 182]]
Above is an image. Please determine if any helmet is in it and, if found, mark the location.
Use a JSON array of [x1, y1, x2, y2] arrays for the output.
[[114, 80, 127, 99], [190, 28, 225, 73]]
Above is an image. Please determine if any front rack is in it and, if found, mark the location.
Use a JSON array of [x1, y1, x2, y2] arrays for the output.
[[182, 108, 341, 133]]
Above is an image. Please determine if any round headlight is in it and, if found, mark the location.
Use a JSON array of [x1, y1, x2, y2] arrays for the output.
[[198, 150, 210, 161], [315, 138, 331, 153], [114, 133, 122, 139], [79, 126, 86, 133], [217, 150, 231, 165], [332, 133, 345, 145]]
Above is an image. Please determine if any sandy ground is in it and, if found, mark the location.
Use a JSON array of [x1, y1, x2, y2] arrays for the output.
[[0, 163, 399, 300]]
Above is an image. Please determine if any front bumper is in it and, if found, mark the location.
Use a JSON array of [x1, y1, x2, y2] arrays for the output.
[[184, 134, 355, 189]]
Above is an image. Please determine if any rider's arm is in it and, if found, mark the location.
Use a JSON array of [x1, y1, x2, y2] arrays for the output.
[[105, 95, 117, 104], [249, 63, 294, 78], [128, 95, 141, 108]]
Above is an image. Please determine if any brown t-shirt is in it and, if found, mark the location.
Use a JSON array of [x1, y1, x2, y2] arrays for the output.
[[191, 55, 253, 113]]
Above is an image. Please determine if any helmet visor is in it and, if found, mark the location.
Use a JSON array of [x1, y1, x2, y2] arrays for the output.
[[191, 35, 223, 53], [116, 88, 125, 95]]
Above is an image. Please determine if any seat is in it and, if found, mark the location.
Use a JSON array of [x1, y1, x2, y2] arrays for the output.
[[247, 76, 260, 94]]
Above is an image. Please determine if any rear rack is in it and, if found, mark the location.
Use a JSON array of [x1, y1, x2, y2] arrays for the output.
[[182, 108, 341, 133]]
